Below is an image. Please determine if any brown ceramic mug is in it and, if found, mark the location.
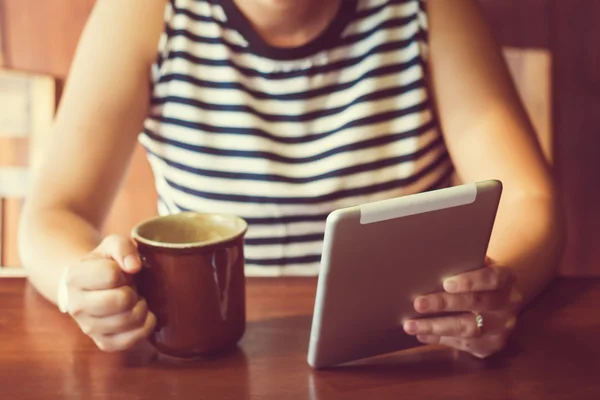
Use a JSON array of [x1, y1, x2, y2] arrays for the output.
[[131, 212, 248, 361]]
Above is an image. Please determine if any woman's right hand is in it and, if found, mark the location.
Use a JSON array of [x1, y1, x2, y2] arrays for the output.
[[61, 235, 156, 352]]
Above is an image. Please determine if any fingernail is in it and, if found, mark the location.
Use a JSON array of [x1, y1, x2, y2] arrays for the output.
[[403, 320, 418, 334], [444, 279, 458, 293], [415, 297, 430, 312], [124, 254, 140, 273]]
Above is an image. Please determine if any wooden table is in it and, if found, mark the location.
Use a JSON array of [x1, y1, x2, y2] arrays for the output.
[[1, 277, 599, 399]]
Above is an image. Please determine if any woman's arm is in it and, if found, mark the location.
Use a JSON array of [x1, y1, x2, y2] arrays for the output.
[[402, 0, 564, 358], [427, 0, 564, 306], [19, 0, 166, 303]]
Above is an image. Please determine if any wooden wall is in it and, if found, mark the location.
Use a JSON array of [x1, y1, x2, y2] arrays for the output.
[[1, 0, 599, 275], [0, 0, 95, 79], [478, 0, 600, 276]]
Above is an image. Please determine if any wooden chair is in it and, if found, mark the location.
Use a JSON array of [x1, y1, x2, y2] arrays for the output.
[[0, 69, 55, 277], [503, 47, 552, 164]]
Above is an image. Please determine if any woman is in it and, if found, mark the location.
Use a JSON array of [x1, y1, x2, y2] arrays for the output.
[[19, 0, 563, 358]]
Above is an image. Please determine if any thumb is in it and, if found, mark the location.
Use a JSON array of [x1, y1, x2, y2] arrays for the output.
[[95, 234, 142, 274]]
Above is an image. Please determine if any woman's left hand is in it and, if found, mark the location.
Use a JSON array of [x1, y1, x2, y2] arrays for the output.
[[403, 258, 522, 359]]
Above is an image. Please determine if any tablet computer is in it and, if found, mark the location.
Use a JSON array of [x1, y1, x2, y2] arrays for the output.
[[307, 180, 502, 369]]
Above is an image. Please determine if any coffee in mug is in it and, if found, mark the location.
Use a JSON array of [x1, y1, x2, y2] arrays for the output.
[[131, 212, 247, 360]]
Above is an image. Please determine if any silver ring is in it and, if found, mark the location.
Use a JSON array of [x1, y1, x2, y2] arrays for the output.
[[474, 313, 484, 332]]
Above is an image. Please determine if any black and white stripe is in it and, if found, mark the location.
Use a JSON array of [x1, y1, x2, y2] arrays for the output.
[[140, 0, 450, 276]]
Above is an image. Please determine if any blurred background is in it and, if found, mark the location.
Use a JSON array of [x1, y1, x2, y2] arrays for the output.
[[0, 0, 598, 277]]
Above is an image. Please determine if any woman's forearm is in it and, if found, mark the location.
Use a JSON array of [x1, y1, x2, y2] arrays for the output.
[[486, 193, 565, 310], [18, 206, 102, 304]]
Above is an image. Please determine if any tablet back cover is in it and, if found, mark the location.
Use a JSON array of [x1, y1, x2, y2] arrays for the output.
[[308, 180, 502, 368]]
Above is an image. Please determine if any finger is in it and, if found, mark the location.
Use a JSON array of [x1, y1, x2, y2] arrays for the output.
[[71, 285, 139, 317], [403, 313, 481, 338], [67, 259, 127, 290], [95, 234, 142, 274], [414, 290, 510, 313], [77, 298, 149, 335], [93, 311, 157, 353], [443, 266, 514, 293]]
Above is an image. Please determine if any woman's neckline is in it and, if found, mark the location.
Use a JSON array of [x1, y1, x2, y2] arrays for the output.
[[219, 0, 359, 61]]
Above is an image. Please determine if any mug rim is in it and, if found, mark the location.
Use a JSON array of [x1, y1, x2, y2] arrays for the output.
[[131, 212, 248, 250]]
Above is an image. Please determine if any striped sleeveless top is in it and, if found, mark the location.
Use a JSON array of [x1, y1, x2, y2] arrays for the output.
[[139, 0, 453, 276]]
